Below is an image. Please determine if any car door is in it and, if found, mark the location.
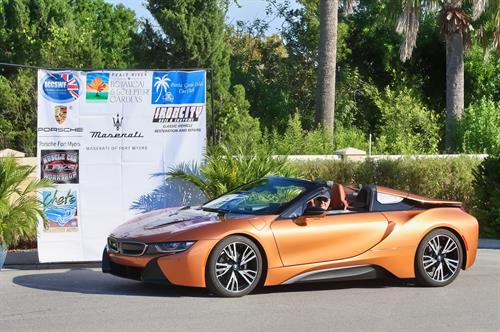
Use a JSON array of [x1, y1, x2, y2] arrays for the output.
[[270, 212, 389, 266]]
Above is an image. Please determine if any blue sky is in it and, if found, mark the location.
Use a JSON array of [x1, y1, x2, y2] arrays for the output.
[[106, 0, 299, 32]]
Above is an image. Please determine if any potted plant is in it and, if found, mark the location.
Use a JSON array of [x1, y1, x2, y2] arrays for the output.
[[0, 157, 52, 270]]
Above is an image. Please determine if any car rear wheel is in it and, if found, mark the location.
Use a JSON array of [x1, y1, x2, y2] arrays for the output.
[[206, 236, 263, 297], [415, 229, 463, 287]]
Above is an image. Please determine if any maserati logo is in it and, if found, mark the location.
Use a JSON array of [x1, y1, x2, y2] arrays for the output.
[[90, 115, 144, 138], [113, 114, 123, 131], [54, 106, 68, 124]]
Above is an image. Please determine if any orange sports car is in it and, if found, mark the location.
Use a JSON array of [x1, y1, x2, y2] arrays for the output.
[[102, 176, 478, 297]]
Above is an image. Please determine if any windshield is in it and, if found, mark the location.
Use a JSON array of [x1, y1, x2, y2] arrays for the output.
[[202, 178, 309, 215]]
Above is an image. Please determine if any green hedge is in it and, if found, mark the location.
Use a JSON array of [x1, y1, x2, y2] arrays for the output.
[[290, 156, 499, 237], [472, 155, 500, 238]]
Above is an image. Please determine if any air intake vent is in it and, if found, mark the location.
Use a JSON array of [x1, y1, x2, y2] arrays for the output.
[[107, 237, 147, 256]]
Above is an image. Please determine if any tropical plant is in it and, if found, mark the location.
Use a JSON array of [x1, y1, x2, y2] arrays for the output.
[[167, 144, 292, 200], [0, 157, 53, 249], [391, 0, 500, 150]]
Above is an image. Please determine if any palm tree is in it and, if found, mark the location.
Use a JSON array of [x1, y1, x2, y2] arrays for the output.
[[393, 0, 500, 150], [154, 74, 171, 103], [317, 0, 354, 143], [0, 157, 52, 253], [167, 145, 291, 200]]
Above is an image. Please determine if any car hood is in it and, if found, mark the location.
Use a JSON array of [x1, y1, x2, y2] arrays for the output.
[[109, 207, 256, 242]]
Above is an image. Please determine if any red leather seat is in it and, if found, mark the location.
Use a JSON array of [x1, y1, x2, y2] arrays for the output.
[[330, 184, 348, 210]]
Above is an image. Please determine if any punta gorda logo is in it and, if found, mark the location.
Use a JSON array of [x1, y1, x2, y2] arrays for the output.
[[41, 72, 81, 103]]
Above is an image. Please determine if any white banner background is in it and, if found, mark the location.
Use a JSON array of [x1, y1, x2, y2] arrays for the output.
[[37, 70, 207, 262]]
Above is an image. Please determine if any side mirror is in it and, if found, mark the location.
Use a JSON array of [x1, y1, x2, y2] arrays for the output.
[[294, 207, 326, 226], [302, 207, 326, 217]]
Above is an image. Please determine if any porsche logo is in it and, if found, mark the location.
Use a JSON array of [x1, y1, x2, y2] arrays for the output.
[[54, 106, 68, 125]]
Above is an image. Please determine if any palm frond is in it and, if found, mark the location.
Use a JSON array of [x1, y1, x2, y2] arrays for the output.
[[396, 1, 421, 62], [166, 144, 290, 200], [472, 0, 488, 19], [342, 0, 354, 15], [0, 157, 52, 248]]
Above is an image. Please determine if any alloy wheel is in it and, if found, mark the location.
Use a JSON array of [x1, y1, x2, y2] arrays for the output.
[[422, 234, 460, 282], [215, 242, 259, 293]]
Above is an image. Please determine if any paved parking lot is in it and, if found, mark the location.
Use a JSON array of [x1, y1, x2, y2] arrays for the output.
[[0, 249, 499, 331]]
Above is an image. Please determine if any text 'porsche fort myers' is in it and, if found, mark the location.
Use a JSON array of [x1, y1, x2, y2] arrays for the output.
[[102, 177, 478, 297]]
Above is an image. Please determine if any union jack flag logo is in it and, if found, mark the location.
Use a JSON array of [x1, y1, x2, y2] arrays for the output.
[[60, 73, 80, 99]]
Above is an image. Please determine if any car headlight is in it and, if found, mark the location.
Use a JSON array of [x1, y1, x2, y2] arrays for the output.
[[146, 241, 196, 254]]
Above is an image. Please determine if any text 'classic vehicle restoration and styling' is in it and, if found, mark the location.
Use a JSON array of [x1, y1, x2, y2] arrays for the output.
[[102, 177, 478, 297]]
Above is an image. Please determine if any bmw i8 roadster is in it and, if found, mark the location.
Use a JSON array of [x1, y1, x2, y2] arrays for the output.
[[102, 176, 478, 297]]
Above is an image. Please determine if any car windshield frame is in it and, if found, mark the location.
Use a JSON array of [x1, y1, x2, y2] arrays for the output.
[[201, 177, 321, 216]]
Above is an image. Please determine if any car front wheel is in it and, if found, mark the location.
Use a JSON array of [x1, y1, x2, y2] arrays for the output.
[[206, 236, 263, 297], [415, 229, 463, 287]]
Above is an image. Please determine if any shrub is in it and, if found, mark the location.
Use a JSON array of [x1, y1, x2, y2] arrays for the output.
[[354, 157, 479, 209], [292, 156, 480, 209], [267, 113, 310, 155], [289, 159, 358, 185], [457, 98, 500, 154], [332, 125, 369, 152], [265, 113, 368, 155], [370, 86, 440, 154], [472, 155, 500, 238]]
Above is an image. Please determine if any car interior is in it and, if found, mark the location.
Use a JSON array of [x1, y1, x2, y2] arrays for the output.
[[307, 183, 376, 215]]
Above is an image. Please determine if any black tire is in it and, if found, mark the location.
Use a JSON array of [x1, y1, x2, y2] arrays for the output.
[[415, 229, 463, 287], [206, 235, 263, 297]]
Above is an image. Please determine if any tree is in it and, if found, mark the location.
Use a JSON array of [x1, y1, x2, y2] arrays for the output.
[[0, 0, 137, 155], [138, 0, 232, 140], [317, 0, 353, 142], [393, 0, 500, 150], [317, 0, 338, 141]]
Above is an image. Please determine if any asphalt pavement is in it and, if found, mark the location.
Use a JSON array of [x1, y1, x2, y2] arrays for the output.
[[0, 249, 499, 331]]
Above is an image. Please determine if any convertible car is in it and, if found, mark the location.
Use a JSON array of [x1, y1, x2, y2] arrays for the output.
[[102, 176, 478, 297]]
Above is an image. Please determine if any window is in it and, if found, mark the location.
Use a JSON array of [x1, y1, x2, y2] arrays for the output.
[[376, 193, 404, 204]]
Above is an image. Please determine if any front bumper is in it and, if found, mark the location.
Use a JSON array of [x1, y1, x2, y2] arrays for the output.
[[101, 238, 218, 287], [102, 249, 170, 284]]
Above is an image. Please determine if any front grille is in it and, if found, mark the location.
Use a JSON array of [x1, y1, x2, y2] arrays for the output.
[[107, 237, 147, 256]]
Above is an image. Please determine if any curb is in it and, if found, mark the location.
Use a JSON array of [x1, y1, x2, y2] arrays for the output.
[[3, 238, 500, 270], [3, 250, 100, 270], [478, 238, 500, 249]]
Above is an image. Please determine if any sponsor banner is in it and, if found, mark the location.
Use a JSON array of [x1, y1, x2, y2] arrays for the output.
[[37, 69, 206, 262]]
